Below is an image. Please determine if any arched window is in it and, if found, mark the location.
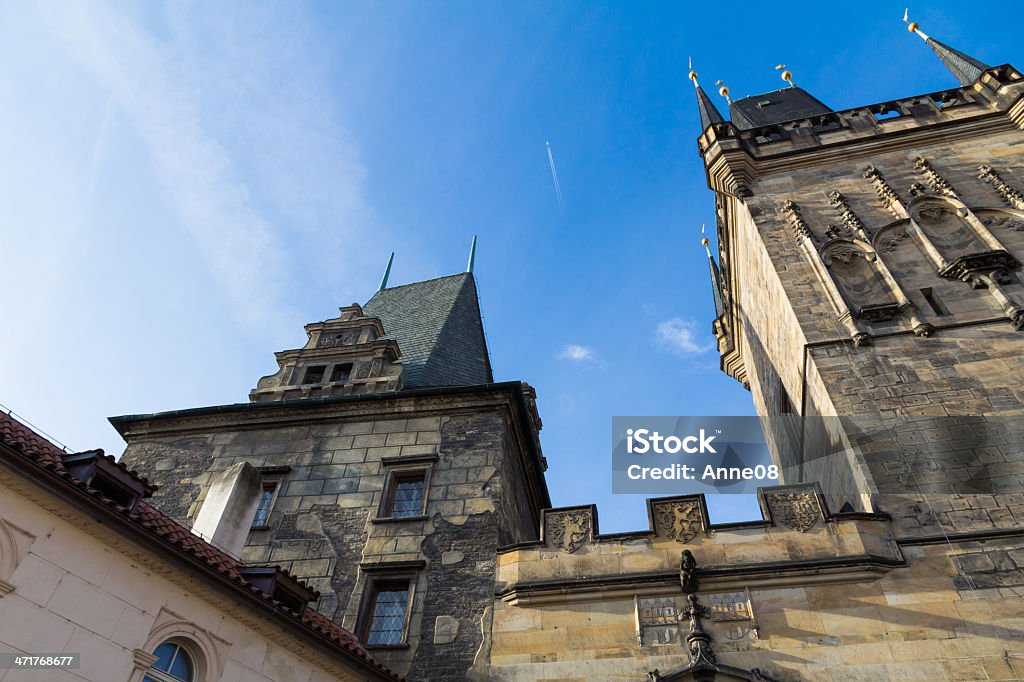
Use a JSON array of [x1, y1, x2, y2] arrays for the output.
[[143, 641, 194, 682]]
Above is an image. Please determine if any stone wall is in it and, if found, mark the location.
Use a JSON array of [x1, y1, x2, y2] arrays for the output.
[[116, 386, 548, 679], [489, 487, 1024, 681]]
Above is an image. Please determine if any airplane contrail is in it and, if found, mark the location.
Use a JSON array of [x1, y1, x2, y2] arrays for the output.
[[546, 141, 565, 214]]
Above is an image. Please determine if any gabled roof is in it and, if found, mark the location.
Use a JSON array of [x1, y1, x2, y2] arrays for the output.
[[729, 87, 832, 129], [0, 410, 400, 681], [364, 273, 493, 388]]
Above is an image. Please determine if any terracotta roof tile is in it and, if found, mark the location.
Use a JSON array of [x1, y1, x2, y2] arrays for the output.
[[0, 411, 399, 680]]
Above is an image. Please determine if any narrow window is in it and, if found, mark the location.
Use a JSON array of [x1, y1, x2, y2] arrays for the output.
[[364, 581, 411, 646], [329, 363, 353, 383], [303, 365, 326, 384], [385, 474, 425, 518], [921, 288, 948, 316], [252, 482, 279, 528], [143, 641, 194, 682]]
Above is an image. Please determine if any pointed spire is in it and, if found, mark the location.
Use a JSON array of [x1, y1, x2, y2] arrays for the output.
[[466, 235, 477, 273], [905, 14, 990, 86], [689, 67, 725, 131], [378, 252, 394, 292], [701, 225, 725, 319]]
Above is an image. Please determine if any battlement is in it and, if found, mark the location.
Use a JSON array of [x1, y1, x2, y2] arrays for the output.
[[699, 65, 1024, 198]]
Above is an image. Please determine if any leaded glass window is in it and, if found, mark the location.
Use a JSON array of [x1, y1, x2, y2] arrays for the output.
[[365, 583, 410, 645]]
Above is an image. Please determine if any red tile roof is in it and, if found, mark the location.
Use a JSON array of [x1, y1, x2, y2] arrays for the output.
[[0, 410, 399, 681]]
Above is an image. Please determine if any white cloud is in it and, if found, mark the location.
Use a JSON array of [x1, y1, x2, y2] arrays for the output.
[[558, 344, 599, 363], [655, 318, 713, 355]]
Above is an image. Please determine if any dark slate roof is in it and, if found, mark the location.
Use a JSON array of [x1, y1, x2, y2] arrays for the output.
[[695, 83, 725, 131], [363, 273, 493, 388], [729, 87, 832, 129], [926, 37, 990, 86]]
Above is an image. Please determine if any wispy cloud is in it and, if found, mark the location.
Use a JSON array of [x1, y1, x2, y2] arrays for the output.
[[558, 344, 599, 363], [42, 1, 374, 336], [655, 318, 712, 355]]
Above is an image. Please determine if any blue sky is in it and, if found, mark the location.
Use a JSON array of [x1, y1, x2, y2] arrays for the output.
[[1, 2, 1019, 532]]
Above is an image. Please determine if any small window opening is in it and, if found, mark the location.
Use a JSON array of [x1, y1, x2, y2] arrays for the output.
[[330, 363, 353, 383], [252, 482, 279, 528], [757, 100, 772, 108], [385, 474, 425, 518], [90, 475, 136, 508], [921, 288, 948, 316], [303, 365, 326, 384]]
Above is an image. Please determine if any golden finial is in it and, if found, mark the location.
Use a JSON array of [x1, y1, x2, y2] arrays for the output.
[[701, 224, 712, 255], [715, 80, 732, 104], [688, 57, 700, 87], [776, 64, 795, 88], [904, 9, 930, 41]]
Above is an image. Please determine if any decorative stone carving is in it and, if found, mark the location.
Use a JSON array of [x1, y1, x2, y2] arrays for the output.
[[780, 200, 813, 243], [682, 594, 716, 666], [878, 228, 910, 253], [823, 245, 871, 266], [863, 165, 901, 216], [939, 251, 1022, 282], [908, 181, 930, 198], [545, 509, 592, 553], [765, 490, 821, 532], [978, 165, 1024, 209], [982, 214, 1024, 232], [915, 156, 956, 197], [636, 596, 682, 647], [652, 499, 704, 543], [709, 589, 758, 641], [680, 549, 699, 594], [827, 190, 869, 238]]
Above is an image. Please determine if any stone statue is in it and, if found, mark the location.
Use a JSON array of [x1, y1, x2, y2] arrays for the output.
[[680, 549, 698, 594]]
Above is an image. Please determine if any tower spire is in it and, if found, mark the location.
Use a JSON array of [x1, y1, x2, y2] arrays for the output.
[[689, 66, 725, 131], [378, 252, 395, 292], [701, 225, 725, 319], [466, 235, 477, 274], [905, 13, 990, 86]]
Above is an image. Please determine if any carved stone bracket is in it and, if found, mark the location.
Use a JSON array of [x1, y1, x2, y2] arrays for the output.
[[938, 250, 1022, 282], [978, 165, 1024, 209], [828, 190, 870, 238], [683, 594, 716, 666], [544, 509, 593, 553], [763, 489, 824, 532], [915, 157, 956, 197]]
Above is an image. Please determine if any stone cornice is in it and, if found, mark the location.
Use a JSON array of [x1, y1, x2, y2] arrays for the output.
[[496, 554, 906, 607]]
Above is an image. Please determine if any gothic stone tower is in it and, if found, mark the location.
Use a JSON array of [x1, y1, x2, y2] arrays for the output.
[[116, 272, 550, 680], [693, 27, 1024, 511]]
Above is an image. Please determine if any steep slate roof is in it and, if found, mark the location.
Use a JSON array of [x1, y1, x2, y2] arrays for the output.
[[695, 82, 725, 131], [363, 273, 494, 388], [729, 87, 832, 129], [925, 37, 990, 86], [0, 411, 400, 681]]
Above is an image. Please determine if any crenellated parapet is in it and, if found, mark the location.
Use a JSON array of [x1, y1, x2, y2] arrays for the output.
[[495, 483, 899, 607]]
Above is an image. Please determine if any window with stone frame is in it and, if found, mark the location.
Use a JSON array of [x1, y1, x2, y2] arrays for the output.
[[251, 466, 289, 529], [363, 580, 412, 646], [376, 455, 436, 521]]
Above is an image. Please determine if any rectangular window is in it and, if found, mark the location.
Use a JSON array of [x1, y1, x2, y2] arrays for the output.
[[364, 581, 411, 646], [329, 363, 353, 383], [921, 287, 948, 316], [252, 482, 278, 528], [385, 474, 425, 518], [303, 365, 326, 384]]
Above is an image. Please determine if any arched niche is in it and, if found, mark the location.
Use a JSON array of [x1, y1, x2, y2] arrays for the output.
[[975, 208, 1024, 259], [909, 196, 989, 261], [821, 241, 899, 322]]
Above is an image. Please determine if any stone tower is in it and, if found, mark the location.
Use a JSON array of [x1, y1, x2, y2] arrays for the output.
[[692, 24, 1024, 510], [116, 272, 550, 680]]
